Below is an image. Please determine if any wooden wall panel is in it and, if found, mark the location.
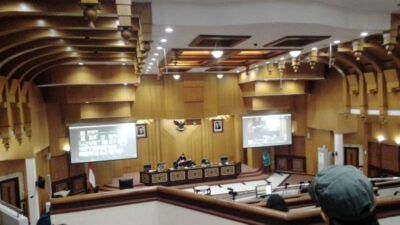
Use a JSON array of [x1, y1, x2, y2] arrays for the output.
[[50, 154, 69, 182], [305, 128, 334, 174], [368, 142, 380, 167], [80, 102, 132, 119], [35, 148, 50, 213], [381, 144, 399, 172], [47, 65, 139, 85], [131, 76, 165, 119]]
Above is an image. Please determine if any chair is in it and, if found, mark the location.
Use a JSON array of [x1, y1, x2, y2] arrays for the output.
[[119, 178, 134, 190]]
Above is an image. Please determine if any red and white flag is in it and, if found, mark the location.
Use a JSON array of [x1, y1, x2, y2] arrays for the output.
[[88, 163, 96, 188]]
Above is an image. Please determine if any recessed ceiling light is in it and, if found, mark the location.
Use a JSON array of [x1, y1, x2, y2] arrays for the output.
[[156, 46, 163, 50], [280, 57, 285, 61], [289, 50, 302, 58], [334, 40, 341, 44], [65, 46, 72, 51], [122, 62, 126, 66], [149, 62, 154, 65], [154, 53, 159, 56], [217, 74, 224, 79], [236, 70, 240, 73], [160, 38, 167, 43], [211, 50, 224, 59], [85, 101, 90, 104], [311, 47, 318, 51], [123, 83, 128, 86], [165, 27, 174, 33], [360, 32, 369, 37], [151, 58, 156, 61], [265, 61, 270, 64], [78, 62, 84, 66], [173, 74, 181, 80], [147, 66, 151, 69]]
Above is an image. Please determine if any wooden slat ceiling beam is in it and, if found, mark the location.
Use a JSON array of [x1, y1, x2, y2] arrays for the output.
[[0, 0, 152, 83]]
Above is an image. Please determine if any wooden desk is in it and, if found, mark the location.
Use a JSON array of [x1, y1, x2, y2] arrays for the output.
[[140, 163, 241, 186]]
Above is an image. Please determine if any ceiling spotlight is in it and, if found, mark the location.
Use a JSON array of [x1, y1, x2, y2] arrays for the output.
[[160, 38, 167, 43], [360, 32, 369, 37], [154, 53, 159, 56], [122, 62, 126, 66], [156, 46, 163, 50], [151, 58, 156, 61], [289, 50, 302, 58], [173, 74, 181, 80], [149, 62, 154, 65], [123, 83, 128, 86], [236, 70, 240, 73], [217, 74, 224, 79], [334, 40, 341, 44], [311, 47, 318, 51], [85, 101, 90, 104], [280, 57, 285, 61], [78, 62, 84, 66], [65, 46, 72, 51], [147, 66, 151, 69], [165, 27, 174, 33], [265, 61, 270, 64], [211, 50, 224, 59]]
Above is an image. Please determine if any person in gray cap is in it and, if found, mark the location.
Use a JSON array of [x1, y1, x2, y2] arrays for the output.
[[309, 165, 379, 225]]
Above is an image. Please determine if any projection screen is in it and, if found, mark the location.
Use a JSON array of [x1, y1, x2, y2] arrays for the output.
[[242, 114, 292, 148], [69, 122, 137, 164]]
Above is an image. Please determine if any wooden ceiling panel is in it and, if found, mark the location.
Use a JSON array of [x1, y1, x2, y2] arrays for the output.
[[0, 0, 152, 83]]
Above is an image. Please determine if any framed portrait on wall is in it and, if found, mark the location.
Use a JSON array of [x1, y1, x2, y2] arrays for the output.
[[136, 124, 147, 138], [212, 119, 223, 133]]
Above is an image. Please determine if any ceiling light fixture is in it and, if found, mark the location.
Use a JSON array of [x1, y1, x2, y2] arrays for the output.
[[280, 57, 285, 61], [173, 74, 181, 80], [289, 50, 302, 58], [149, 62, 154, 65], [154, 53, 159, 56], [236, 70, 240, 73], [211, 50, 224, 59], [160, 38, 167, 43], [123, 83, 128, 86], [311, 47, 318, 51], [165, 27, 174, 33], [157, 46, 163, 50], [151, 58, 156, 61], [217, 74, 224, 79], [360, 32, 369, 37], [78, 62, 84, 66], [122, 62, 126, 66], [334, 40, 341, 44]]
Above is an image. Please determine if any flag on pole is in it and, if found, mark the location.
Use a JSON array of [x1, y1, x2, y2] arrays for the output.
[[88, 163, 96, 188], [329, 43, 332, 68]]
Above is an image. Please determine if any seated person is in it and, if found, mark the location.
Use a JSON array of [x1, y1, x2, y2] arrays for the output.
[[266, 194, 288, 212], [175, 153, 187, 168], [309, 166, 379, 225]]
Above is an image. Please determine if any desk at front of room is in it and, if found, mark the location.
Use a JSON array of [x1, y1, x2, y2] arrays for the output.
[[140, 162, 241, 186]]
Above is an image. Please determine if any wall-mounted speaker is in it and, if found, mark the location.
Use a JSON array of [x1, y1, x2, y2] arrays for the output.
[[36, 176, 46, 189]]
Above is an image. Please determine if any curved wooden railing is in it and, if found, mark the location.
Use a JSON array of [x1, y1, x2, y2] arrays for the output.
[[51, 186, 400, 225]]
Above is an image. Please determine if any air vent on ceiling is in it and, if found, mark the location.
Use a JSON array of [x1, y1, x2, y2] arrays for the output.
[[263, 35, 330, 47], [165, 68, 191, 73], [206, 67, 235, 72], [189, 35, 251, 47]]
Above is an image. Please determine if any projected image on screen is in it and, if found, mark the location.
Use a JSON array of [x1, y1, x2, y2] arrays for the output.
[[69, 123, 137, 163], [242, 114, 292, 148]]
